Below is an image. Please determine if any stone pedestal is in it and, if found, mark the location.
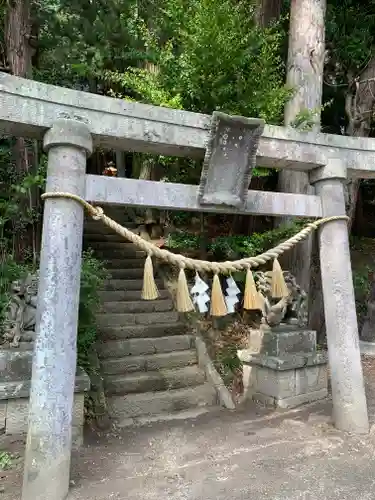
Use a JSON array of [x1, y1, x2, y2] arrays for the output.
[[238, 327, 328, 409], [359, 340, 375, 356], [0, 349, 90, 448]]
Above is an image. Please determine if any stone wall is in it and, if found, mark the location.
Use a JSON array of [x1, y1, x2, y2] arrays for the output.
[[0, 393, 86, 448], [0, 348, 90, 448]]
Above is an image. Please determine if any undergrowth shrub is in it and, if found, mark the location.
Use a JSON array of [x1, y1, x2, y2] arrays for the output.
[[166, 218, 309, 264], [0, 249, 109, 370], [352, 266, 371, 329], [77, 249, 110, 372]]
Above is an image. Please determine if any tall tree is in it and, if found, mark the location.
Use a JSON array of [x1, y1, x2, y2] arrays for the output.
[[4, 0, 35, 261], [316, 0, 375, 340], [344, 57, 375, 227], [347, 56, 375, 342], [256, 0, 283, 27], [277, 0, 326, 296], [325, 0, 375, 231], [5, 0, 32, 78]]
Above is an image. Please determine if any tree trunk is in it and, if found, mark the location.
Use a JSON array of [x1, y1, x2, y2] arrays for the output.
[[5, 0, 33, 262], [255, 0, 282, 27], [5, 0, 32, 177], [352, 184, 365, 236], [343, 55, 375, 342], [136, 155, 165, 238], [278, 0, 326, 302], [344, 55, 375, 231], [312, 55, 375, 343], [5, 0, 32, 79], [115, 151, 126, 178]]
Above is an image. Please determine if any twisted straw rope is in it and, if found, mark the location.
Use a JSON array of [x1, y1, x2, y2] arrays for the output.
[[41, 192, 349, 274]]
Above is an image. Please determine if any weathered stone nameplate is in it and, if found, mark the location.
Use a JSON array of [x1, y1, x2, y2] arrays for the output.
[[198, 111, 265, 209]]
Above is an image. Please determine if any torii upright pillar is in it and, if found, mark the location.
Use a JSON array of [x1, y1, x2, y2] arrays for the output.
[[22, 119, 93, 500], [310, 161, 369, 434]]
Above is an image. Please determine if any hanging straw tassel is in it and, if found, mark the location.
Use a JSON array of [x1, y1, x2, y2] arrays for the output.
[[271, 258, 289, 298], [243, 268, 263, 310], [176, 266, 195, 313], [210, 273, 228, 317], [141, 254, 159, 300]]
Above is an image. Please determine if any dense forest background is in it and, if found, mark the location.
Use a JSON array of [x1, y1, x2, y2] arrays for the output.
[[1, 0, 375, 352]]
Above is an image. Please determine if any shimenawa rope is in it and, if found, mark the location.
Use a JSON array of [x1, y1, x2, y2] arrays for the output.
[[41, 191, 349, 316], [41, 191, 348, 273]]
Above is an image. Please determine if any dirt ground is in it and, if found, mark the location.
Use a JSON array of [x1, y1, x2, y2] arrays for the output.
[[3, 355, 375, 500]]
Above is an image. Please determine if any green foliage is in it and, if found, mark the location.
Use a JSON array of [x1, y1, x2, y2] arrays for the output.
[[326, 0, 375, 75], [166, 218, 308, 260], [0, 451, 13, 471], [28, 0, 293, 186], [0, 249, 108, 370], [214, 344, 242, 387], [165, 231, 200, 251], [322, 0, 375, 133], [77, 250, 110, 371], [103, 66, 184, 109], [0, 172, 45, 232], [290, 101, 334, 131], [101, 0, 291, 124], [352, 266, 371, 326], [0, 139, 46, 262], [93, 0, 293, 183], [34, 0, 142, 86], [347, 236, 373, 325]]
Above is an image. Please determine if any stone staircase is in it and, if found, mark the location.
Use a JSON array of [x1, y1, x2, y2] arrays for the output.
[[83, 209, 217, 425]]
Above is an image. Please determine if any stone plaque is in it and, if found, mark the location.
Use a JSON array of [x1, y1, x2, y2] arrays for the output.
[[198, 111, 265, 208]]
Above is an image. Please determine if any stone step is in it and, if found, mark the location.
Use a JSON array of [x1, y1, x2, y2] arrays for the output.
[[84, 219, 137, 231], [84, 233, 135, 243], [100, 299, 174, 314], [84, 226, 132, 237], [99, 322, 186, 340], [98, 289, 170, 302], [87, 241, 140, 250], [108, 268, 144, 279], [99, 335, 193, 358], [108, 383, 217, 420], [97, 311, 178, 327], [88, 247, 147, 259], [101, 349, 197, 375], [86, 206, 132, 217], [102, 279, 164, 291], [100, 259, 144, 270], [118, 407, 215, 427], [104, 365, 204, 395]]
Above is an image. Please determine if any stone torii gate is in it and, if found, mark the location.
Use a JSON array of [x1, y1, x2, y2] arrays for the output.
[[1, 72, 375, 499]]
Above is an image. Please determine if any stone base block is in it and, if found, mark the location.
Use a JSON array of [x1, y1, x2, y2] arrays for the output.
[[238, 350, 328, 410], [1, 394, 85, 449], [248, 328, 317, 357], [252, 388, 328, 409], [0, 350, 90, 449], [360, 340, 375, 356]]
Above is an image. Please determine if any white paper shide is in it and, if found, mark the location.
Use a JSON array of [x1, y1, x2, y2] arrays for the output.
[[225, 276, 241, 313], [190, 272, 210, 313]]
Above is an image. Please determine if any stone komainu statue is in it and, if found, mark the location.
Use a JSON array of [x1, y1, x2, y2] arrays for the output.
[[255, 270, 308, 328], [2, 272, 38, 347]]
